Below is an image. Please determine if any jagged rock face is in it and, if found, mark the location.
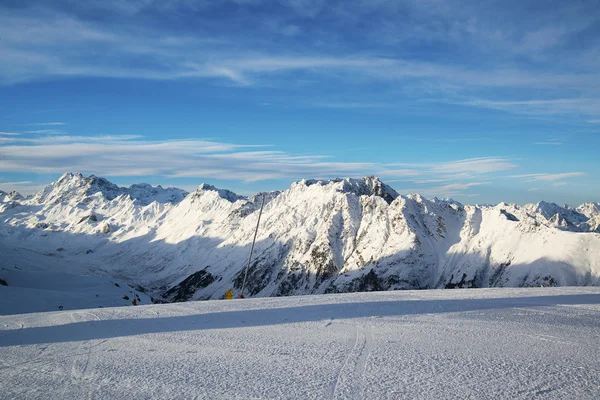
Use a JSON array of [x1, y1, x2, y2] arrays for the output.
[[7, 191, 23, 201], [126, 183, 189, 206], [1, 190, 24, 203], [33, 173, 122, 204], [164, 270, 216, 302], [194, 183, 245, 203], [301, 177, 399, 204], [523, 201, 592, 232], [0, 173, 599, 303]]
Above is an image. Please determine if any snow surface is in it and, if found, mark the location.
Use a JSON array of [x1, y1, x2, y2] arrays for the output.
[[1, 287, 599, 399]]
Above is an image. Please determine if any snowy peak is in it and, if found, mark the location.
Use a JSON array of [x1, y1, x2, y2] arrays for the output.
[[193, 183, 246, 203], [33, 172, 121, 204], [577, 202, 600, 218], [0, 190, 24, 202], [248, 191, 281, 206], [126, 183, 189, 206], [7, 191, 24, 201], [524, 200, 590, 231], [351, 176, 399, 204], [296, 176, 399, 204], [531, 201, 568, 220], [33, 173, 188, 205]]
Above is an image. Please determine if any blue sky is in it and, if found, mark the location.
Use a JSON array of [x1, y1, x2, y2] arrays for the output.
[[0, 0, 599, 205]]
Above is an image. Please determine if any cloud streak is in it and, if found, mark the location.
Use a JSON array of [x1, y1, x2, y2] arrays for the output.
[[0, 135, 375, 182], [28, 122, 66, 126], [389, 157, 518, 175], [511, 172, 587, 182], [0, 135, 514, 193]]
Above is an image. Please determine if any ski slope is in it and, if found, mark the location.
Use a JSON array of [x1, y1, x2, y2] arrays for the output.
[[1, 287, 599, 399]]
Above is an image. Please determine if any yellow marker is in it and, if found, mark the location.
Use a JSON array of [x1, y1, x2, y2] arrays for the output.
[[225, 290, 233, 300]]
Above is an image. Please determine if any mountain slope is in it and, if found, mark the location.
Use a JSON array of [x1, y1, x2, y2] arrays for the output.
[[0, 173, 599, 308]]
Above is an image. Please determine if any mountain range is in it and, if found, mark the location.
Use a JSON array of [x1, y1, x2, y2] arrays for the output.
[[1, 172, 599, 309]]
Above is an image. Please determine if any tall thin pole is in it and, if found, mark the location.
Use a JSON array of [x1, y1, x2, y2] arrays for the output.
[[240, 193, 266, 298]]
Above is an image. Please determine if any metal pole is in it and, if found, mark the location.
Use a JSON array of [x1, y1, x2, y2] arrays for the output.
[[240, 193, 266, 298]]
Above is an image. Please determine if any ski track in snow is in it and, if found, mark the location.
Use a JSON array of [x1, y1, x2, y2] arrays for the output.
[[333, 324, 373, 400], [332, 324, 372, 399], [1, 287, 599, 399]]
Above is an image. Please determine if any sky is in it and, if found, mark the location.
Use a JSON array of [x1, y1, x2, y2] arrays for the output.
[[0, 0, 599, 205]]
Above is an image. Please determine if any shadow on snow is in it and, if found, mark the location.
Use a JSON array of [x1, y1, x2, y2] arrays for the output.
[[1, 293, 599, 347]]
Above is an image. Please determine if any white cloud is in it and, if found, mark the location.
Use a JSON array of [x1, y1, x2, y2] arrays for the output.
[[23, 129, 65, 134], [460, 98, 600, 117], [527, 188, 538, 192], [553, 182, 567, 187], [534, 142, 562, 145], [0, 180, 46, 195], [0, 135, 521, 189], [435, 182, 490, 191], [390, 157, 517, 175], [412, 179, 447, 184], [396, 181, 489, 197], [28, 122, 66, 126], [511, 172, 587, 182], [314, 102, 397, 110], [0, 135, 381, 182], [0, 132, 20, 136], [0, 181, 33, 185]]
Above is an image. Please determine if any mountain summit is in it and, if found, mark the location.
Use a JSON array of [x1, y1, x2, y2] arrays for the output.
[[32, 172, 189, 206]]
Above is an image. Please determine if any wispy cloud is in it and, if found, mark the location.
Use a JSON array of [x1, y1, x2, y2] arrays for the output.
[[534, 142, 562, 145], [0, 135, 379, 182], [314, 102, 398, 110], [0, 180, 33, 186], [459, 98, 600, 117], [28, 122, 66, 126], [0, 132, 20, 136], [511, 172, 587, 182], [23, 129, 65, 134], [390, 157, 517, 175], [396, 182, 490, 197], [0, 180, 46, 195], [0, 135, 520, 192]]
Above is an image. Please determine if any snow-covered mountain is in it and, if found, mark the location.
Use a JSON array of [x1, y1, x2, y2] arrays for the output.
[[1, 173, 599, 308], [522, 200, 600, 232], [32, 172, 189, 206], [0, 190, 24, 203]]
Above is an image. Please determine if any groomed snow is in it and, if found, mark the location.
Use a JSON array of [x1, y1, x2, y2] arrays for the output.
[[1, 287, 599, 399]]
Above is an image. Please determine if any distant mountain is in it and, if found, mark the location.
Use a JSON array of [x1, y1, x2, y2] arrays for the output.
[[0, 190, 24, 203], [32, 172, 189, 206], [523, 200, 600, 232], [0, 173, 599, 309]]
